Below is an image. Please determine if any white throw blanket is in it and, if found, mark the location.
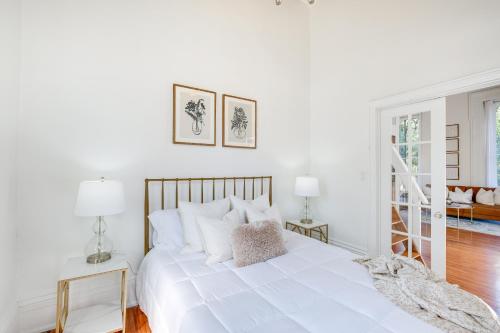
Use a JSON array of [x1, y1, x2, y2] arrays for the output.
[[355, 255, 500, 333]]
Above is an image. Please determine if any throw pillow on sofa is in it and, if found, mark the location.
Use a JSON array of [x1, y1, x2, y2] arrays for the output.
[[477, 188, 495, 206], [448, 188, 473, 204], [494, 188, 500, 205]]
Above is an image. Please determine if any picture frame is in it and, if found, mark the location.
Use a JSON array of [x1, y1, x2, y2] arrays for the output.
[[446, 137, 459, 152], [446, 167, 460, 181], [222, 94, 257, 149], [173, 84, 216, 146], [446, 152, 460, 167], [446, 124, 459, 138]]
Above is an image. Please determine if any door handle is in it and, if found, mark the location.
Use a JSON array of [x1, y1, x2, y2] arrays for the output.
[[434, 212, 443, 219]]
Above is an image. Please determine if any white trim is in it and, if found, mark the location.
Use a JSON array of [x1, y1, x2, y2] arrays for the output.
[[329, 237, 367, 256], [369, 68, 500, 257], [17, 276, 137, 333]]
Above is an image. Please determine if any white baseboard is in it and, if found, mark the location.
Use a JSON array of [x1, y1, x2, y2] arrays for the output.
[[0, 303, 18, 333], [17, 276, 137, 333], [329, 237, 368, 255]]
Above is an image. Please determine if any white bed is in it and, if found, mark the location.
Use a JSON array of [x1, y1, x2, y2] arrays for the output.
[[136, 230, 442, 333]]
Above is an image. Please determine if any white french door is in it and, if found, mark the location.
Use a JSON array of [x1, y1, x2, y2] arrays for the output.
[[380, 98, 447, 278]]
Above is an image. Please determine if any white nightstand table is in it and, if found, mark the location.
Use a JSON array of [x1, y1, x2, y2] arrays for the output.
[[56, 254, 129, 333], [286, 220, 329, 243]]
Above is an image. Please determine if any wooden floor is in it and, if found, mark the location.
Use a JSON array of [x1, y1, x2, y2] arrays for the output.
[[422, 227, 500, 314], [124, 306, 151, 333], [45, 228, 499, 333], [44, 306, 152, 333]]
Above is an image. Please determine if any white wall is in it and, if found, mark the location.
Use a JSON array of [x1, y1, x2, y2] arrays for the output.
[[310, 0, 500, 254], [446, 87, 500, 187], [0, 0, 20, 332], [13, 0, 500, 330], [17, 0, 310, 331], [446, 93, 471, 186]]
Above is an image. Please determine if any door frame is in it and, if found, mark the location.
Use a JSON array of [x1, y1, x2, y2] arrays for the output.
[[368, 68, 500, 257]]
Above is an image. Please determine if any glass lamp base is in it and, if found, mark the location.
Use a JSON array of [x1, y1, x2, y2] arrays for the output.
[[300, 197, 314, 225], [87, 251, 112, 264], [85, 217, 113, 264]]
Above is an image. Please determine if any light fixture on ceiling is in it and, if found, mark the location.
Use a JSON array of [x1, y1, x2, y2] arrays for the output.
[[275, 0, 315, 6]]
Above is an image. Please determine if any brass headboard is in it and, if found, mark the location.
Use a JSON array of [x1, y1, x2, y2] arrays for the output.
[[144, 176, 272, 255]]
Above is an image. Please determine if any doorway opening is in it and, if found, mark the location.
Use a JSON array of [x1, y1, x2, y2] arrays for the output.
[[369, 69, 500, 314], [442, 86, 500, 313]]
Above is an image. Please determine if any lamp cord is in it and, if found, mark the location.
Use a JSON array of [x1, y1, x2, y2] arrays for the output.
[[112, 251, 138, 275], [126, 260, 138, 275]]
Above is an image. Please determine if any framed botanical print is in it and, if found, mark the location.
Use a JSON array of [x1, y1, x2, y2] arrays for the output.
[[222, 94, 257, 149], [173, 84, 216, 146]]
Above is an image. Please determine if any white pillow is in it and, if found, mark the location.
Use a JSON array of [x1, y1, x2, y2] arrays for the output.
[[149, 209, 184, 249], [197, 210, 241, 265], [449, 188, 473, 204], [230, 194, 270, 224], [494, 187, 500, 205], [178, 198, 230, 253], [246, 204, 288, 241], [477, 188, 494, 206], [246, 204, 282, 225]]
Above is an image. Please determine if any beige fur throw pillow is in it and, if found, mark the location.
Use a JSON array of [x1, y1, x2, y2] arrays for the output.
[[231, 220, 287, 267]]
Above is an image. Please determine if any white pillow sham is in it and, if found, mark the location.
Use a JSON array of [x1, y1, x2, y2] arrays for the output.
[[197, 210, 240, 265], [476, 188, 494, 206], [246, 204, 282, 225], [449, 188, 473, 204], [149, 209, 184, 249], [246, 204, 288, 241], [230, 194, 270, 224], [178, 198, 230, 253]]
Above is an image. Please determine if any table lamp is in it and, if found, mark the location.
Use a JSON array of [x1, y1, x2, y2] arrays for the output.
[[295, 176, 320, 224], [74, 178, 125, 264]]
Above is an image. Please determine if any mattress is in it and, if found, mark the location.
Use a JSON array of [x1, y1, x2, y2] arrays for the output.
[[136, 230, 442, 333]]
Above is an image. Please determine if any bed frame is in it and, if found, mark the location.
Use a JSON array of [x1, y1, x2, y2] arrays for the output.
[[144, 176, 273, 255]]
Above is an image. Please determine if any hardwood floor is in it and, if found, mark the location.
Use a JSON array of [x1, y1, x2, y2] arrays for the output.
[[44, 306, 152, 333], [422, 227, 500, 314], [44, 229, 499, 333], [124, 306, 151, 333]]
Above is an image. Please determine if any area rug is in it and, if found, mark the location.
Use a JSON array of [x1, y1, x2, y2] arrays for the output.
[[399, 210, 500, 237], [445, 218, 500, 237]]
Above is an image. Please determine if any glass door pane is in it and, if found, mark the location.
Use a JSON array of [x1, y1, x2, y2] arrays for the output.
[[390, 111, 432, 265], [381, 97, 446, 277]]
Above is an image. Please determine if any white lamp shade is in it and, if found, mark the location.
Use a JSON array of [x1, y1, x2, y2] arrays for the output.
[[294, 176, 320, 197], [74, 179, 125, 217]]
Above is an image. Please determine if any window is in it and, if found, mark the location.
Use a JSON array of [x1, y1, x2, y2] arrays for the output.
[[398, 116, 421, 174]]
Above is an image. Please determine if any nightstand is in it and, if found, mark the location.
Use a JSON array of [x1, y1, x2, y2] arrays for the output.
[[56, 254, 129, 333], [286, 220, 329, 243]]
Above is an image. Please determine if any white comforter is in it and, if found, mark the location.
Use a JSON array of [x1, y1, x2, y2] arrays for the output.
[[136, 230, 442, 333]]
